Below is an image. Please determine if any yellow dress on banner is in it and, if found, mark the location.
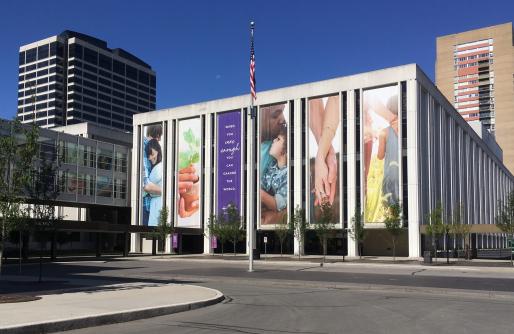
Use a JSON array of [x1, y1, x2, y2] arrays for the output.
[[365, 157, 387, 223]]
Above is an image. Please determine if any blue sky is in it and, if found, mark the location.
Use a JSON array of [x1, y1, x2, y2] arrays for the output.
[[1, 0, 513, 120]]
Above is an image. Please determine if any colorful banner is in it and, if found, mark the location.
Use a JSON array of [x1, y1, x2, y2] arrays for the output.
[[176, 118, 202, 228], [259, 103, 288, 227], [141, 123, 164, 227], [308, 95, 341, 225], [363, 86, 399, 223], [217, 111, 242, 214]]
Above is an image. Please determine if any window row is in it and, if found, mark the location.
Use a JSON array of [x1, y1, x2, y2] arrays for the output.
[[19, 42, 64, 65], [57, 141, 128, 172], [68, 44, 156, 88]]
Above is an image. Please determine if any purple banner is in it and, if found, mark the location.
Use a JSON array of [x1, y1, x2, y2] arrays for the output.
[[172, 233, 178, 249], [217, 111, 241, 214]]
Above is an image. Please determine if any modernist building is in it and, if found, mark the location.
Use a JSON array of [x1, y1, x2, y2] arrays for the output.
[[131, 64, 514, 258], [436, 23, 514, 172], [1, 120, 140, 257], [17, 30, 156, 132]]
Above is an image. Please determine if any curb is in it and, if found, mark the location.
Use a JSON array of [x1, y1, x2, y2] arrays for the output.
[[0, 291, 224, 334]]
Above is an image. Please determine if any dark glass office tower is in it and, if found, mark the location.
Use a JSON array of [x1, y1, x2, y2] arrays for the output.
[[17, 31, 156, 131]]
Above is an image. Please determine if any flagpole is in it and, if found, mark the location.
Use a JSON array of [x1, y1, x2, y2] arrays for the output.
[[248, 21, 255, 272]]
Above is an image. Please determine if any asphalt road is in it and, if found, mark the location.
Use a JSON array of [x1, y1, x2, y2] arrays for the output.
[[3, 258, 514, 334], [59, 280, 514, 334]]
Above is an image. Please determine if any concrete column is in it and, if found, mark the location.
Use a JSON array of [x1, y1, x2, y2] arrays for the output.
[[407, 79, 421, 258], [130, 232, 141, 253], [203, 114, 214, 255], [346, 90, 358, 257], [293, 99, 304, 257]]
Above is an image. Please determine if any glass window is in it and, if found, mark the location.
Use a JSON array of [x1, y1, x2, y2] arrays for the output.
[[98, 86, 111, 95], [26, 48, 37, 63], [83, 89, 97, 98], [113, 60, 124, 75], [83, 72, 97, 82], [112, 82, 124, 91], [79, 144, 96, 167], [99, 69, 111, 79], [112, 121, 124, 130], [111, 113, 123, 122], [77, 173, 95, 196], [97, 148, 113, 170], [69, 43, 83, 59], [98, 117, 111, 126], [96, 175, 112, 197], [114, 151, 127, 173], [98, 93, 111, 102], [98, 77, 110, 87], [58, 170, 77, 194], [126, 80, 137, 88], [38, 44, 49, 59], [138, 70, 149, 85], [112, 91, 124, 99], [99, 54, 112, 71], [19, 51, 25, 65], [57, 42, 64, 58], [150, 75, 156, 88], [37, 60, 49, 68], [98, 101, 110, 109], [126, 87, 136, 96], [49, 43, 57, 57], [83, 80, 97, 90], [126, 65, 137, 80], [83, 47, 98, 65], [114, 179, 127, 199], [83, 63, 97, 73], [113, 75, 124, 83], [58, 140, 78, 164]]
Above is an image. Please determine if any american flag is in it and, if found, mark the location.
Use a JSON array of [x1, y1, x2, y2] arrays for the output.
[[250, 22, 256, 101]]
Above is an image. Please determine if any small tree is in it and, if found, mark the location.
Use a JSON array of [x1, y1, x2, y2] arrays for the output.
[[209, 214, 228, 256], [289, 206, 307, 260], [28, 157, 62, 283], [449, 203, 471, 260], [275, 213, 289, 256], [225, 204, 245, 256], [315, 200, 334, 264], [383, 201, 403, 261], [147, 206, 173, 255], [425, 203, 444, 263], [496, 191, 514, 266], [0, 121, 39, 275], [349, 206, 366, 259]]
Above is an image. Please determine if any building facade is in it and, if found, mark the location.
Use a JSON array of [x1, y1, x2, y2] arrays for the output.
[[131, 64, 514, 258], [436, 23, 514, 172], [17, 30, 156, 132], [1, 120, 138, 257]]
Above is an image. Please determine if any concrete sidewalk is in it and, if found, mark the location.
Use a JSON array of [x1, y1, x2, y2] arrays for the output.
[[0, 281, 223, 334]]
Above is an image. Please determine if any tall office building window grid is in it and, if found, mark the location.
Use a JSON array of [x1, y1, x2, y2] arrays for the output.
[[452, 38, 496, 134], [17, 31, 156, 131]]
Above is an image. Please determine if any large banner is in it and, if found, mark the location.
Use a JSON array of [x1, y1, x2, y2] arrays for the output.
[[141, 123, 164, 226], [308, 95, 341, 225], [259, 103, 288, 226], [176, 118, 202, 228], [363, 86, 399, 223], [217, 111, 242, 214]]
